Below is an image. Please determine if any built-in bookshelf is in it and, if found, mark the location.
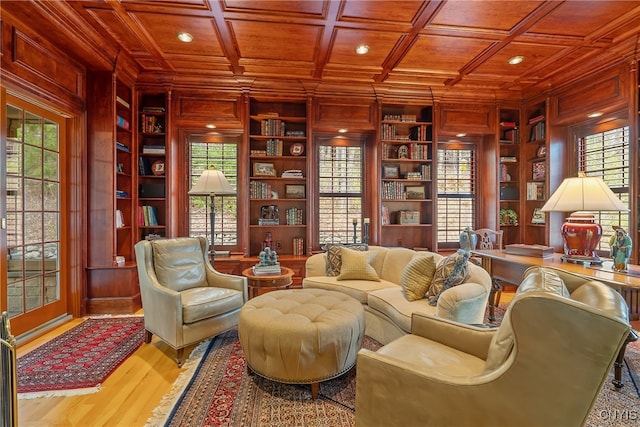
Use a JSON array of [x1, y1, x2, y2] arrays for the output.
[[379, 104, 434, 250], [137, 92, 168, 241], [248, 99, 308, 256], [498, 108, 521, 244], [114, 81, 134, 261], [522, 100, 549, 245], [636, 59, 640, 262]]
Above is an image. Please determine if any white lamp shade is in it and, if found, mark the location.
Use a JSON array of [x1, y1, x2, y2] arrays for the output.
[[188, 166, 235, 196], [540, 174, 628, 212]]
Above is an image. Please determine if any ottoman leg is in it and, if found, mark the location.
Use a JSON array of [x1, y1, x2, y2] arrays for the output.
[[310, 382, 319, 400]]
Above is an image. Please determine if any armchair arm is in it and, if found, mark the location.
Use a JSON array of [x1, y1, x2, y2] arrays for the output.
[[411, 313, 495, 360], [204, 264, 248, 302], [305, 253, 328, 277]]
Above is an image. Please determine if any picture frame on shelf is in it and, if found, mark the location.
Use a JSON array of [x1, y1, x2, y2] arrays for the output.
[[531, 207, 546, 224], [536, 144, 546, 158], [290, 143, 304, 156], [383, 164, 400, 179], [285, 184, 305, 199], [254, 162, 276, 177], [152, 160, 165, 176], [405, 185, 425, 199], [532, 160, 545, 181]]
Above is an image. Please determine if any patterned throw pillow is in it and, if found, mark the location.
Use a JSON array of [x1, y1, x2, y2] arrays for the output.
[[325, 244, 368, 276], [400, 254, 437, 301], [336, 247, 380, 281], [427, 249, 470, 305]]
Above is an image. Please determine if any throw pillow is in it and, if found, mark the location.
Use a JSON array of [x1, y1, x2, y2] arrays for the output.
[[325, 244, 368, 276], [400, 254, 436, 301], [337, 247, 380, 281], [427, 249, 470, 305]]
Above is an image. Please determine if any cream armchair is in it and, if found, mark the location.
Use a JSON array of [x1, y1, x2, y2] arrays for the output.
[[135, 237, 248, 366], [355, 267, 632, 427]]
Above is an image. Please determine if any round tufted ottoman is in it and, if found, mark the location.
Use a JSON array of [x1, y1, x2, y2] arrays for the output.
[[238, 288, 365, 399]]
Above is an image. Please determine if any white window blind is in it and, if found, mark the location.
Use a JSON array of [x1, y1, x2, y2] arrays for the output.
[[436, 147, 476, 246]]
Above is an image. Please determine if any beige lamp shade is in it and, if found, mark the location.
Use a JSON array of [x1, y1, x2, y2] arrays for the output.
[[540, 172, 628, 213], [188, 166, 235, 196]]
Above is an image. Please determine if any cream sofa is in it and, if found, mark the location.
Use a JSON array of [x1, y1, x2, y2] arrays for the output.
[[303, 246, 492, 344]]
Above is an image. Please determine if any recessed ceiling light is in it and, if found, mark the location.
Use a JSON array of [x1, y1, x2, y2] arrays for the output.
[[338, 128, 348, 133], [177, 32, 194, 43], [456, 133, 466, 137], [355, 45, 369, 55], [206, 124, 216, 129], [587, 112, 603, 118], [508, 56, 524, 65]]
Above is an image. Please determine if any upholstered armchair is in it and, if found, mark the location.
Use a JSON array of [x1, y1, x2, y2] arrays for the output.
[[135, 237, 248, 366], [355, 266, 632, 427]]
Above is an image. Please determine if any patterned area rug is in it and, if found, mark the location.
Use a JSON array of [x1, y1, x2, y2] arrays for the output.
[[150, 308, 639, 427], [17, 316, 144, 399]]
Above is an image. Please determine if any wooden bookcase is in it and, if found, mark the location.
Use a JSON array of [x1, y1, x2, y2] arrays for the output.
[[248, 99, 308, 256], [498, 108, 521, 244], [137, 92, 168, 241], [379, 104, 434, 250], [522, 100, 549, 245], [86, 71, 140, 314]]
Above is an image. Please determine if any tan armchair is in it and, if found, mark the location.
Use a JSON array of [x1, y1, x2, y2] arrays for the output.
[[135, 237, 248, 366], [355, 267, 631, 427]]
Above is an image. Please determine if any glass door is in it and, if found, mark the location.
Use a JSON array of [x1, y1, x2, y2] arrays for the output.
[[2, 94, 67, 335]]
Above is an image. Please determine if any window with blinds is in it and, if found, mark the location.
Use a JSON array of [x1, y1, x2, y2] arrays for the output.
[[577, 126, 629, 251], [318, 144, 363, 245], [188, 141, 238, 247], [436, 147, 476, 247]]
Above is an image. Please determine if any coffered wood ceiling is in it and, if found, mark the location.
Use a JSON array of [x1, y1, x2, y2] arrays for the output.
[[3, 1, 640, 102]]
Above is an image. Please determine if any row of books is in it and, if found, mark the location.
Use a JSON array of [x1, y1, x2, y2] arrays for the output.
[[529, 121, 545, 141], [260, 119, 286, 136], [116, 96, 130, 109], [292, 237, 305, 255], [381, 182, 410, 200], [526, 182, 545, 200], [382, 143, 430, 160], [141, 114, 163, 133], [265, 139, 283, 156], [381, 123, 432, 142], [250, 181, 273, 199], [138, 205, 160, 226], [502, 128, 519, 143], [285, 208, 304, 225]]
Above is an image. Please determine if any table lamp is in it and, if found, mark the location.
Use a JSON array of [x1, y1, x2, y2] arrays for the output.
[[540, 172, 628, 264], [189, 165, 235, 256]]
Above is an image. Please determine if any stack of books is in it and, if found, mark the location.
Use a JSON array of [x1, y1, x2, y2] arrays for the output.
[[252, 263, 281, 275], [281, 169, 303, 178]]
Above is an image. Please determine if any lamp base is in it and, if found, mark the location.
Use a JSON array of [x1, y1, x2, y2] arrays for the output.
[[561, 254, 604, 265]]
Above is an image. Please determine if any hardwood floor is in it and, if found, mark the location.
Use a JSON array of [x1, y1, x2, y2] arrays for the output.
[[16, 316, 198, 427], [15, 310, 640, 426]]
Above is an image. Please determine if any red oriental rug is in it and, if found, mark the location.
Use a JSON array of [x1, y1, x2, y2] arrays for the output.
[[17, 316, 144, 399]]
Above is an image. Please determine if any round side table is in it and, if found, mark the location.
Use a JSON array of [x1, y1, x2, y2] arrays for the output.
[[242, 266, 294, 299]]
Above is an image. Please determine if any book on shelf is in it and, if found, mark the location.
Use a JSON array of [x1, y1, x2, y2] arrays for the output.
[[115, 209, 125, 228], [116, 141, 130, 152], [526, 182, 545, 200], [138, 205, 159, 226], [500, 156, 517, 162], [142, 145, 166, 154], [116, 96, 130, 109], [142, 106, 166, 113], [139, 156, 152, 175], [116, 189, 129, 198], [500, 121, 517, 127], [293, 237, 305, 256], [116, 115, 130, 130], [281, 169, 304, 178]]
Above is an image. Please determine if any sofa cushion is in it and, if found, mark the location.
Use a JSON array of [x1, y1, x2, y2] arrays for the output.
[[325, 244, 368, 276], [152, 238, 207, 292], [400, 254, 436, 301], [427, 250, 470, 305], [181, 287, 244, 324], [303, 276, 397, 304], [368, 287, 437, 333], [337, 247, 380, 281]]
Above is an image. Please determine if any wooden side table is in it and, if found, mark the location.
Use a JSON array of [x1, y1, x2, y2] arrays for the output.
[[242, 266, 294, 299]]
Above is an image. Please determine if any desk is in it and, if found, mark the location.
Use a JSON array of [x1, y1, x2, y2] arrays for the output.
[[472, 250, 640, 321], [473, 249, 639, 389]]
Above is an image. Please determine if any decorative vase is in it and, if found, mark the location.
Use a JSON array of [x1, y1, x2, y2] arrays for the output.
[[459, 227, 477, 251]]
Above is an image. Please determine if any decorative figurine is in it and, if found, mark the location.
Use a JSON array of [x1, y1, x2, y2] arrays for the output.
[[609, 226, 632, 272], [258, 247, 278, 266], [459, 227, 477, 251]]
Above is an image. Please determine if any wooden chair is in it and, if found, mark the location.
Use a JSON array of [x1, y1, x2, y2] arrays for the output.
[[472, 228, 505, 322]]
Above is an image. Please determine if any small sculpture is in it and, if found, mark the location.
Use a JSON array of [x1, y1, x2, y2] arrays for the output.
[[258, 247, 278, 266], [609, 227, 632, 272]]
